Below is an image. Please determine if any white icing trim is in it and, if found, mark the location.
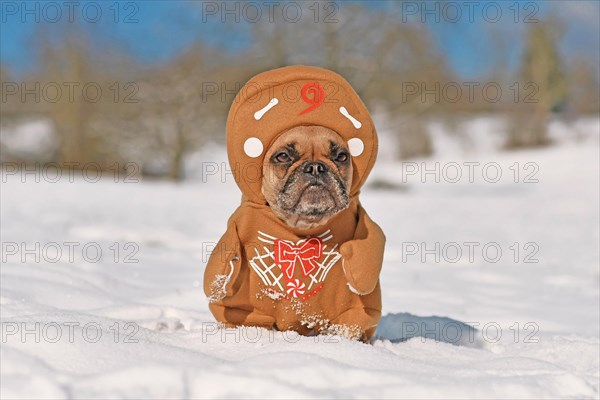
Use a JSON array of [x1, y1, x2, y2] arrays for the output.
[[342, 259, 364, 295], [254, 98, 279, 120], [226, 258, 236, 280], [317, 229, 331, 238], [339, 106, 362, 129], [222, 257, 237, 292], [347, 282, 362, 295]]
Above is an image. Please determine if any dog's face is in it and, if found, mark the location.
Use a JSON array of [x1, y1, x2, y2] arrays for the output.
[[262, 125, 353, 230]]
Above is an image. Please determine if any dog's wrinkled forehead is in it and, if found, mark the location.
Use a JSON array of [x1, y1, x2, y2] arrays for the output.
[[265, 126, 347, 157], [226, 66, 378, 203]]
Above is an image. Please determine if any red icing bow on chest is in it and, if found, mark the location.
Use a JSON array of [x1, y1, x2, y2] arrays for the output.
[[274, 238, 323, 279]]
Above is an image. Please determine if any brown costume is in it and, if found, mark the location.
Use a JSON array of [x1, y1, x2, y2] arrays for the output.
[[203, 66, 385, 340]]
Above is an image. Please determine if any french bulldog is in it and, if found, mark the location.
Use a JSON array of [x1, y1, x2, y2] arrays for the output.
[[203, 66, 385, 341]]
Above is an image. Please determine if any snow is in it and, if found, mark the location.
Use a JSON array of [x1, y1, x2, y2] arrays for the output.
[[1, 118, 599, 399], [0, 119, 57, 162]]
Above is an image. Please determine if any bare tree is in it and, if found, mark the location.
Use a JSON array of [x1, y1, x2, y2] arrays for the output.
[[506, 20, 567, 148], [30, 23, 135, 168], [567, 56, 600, 117], [98, 45, 235, 180]]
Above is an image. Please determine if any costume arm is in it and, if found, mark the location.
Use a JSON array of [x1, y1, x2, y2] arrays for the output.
[[340, 205, 386, 295], [203, 222, 243, 302]]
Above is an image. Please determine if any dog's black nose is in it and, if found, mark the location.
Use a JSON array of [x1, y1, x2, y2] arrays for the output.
[[303, 161, 328, 176]]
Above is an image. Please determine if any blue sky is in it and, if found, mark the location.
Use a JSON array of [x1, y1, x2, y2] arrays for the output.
[[1, 0, 598, 79]]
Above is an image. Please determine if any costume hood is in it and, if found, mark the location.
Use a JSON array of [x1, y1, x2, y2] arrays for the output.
[[226, 65, 378, 204]]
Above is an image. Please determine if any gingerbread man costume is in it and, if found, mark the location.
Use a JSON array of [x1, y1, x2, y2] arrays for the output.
[[203, 66, 385, 340]]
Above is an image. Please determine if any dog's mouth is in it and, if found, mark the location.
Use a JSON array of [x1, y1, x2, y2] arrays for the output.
[[279, 173, 349, 220], [298, 182, 335, 206]]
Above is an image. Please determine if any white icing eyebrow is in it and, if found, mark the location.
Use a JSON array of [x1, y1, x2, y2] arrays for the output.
[[339, 106, 362, 129], [254, 98, 279, 120]]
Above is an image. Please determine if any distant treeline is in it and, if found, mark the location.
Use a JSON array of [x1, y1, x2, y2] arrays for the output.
[[1, 3, 598, 179]]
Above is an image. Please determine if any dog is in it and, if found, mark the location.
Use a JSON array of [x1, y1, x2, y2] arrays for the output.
[[204, 66, 385, 341]]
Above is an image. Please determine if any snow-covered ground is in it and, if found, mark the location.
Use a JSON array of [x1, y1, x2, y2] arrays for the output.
[[1, 118, 599, 399]]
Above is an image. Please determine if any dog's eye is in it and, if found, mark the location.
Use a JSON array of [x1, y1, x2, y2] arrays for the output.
[[335, 152, 348, 163], [274, 152, 291, 163]]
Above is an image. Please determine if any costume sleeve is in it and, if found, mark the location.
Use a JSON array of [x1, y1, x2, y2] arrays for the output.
[[339, 204, 386, 295], [203, 222, 243, 303]]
